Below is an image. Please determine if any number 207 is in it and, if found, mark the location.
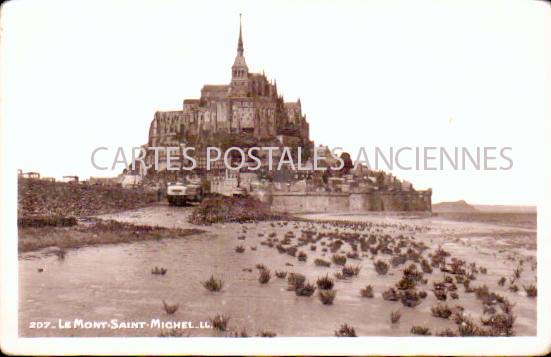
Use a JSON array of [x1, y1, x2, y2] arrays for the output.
[[29, 321, 51, 329]]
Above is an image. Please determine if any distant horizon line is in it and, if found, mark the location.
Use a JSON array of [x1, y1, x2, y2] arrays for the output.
[[433, 200, 537, 208]]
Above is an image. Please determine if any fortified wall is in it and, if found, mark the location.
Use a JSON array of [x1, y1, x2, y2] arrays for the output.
[[267, 190, 432, 214], [209, 173, 432, 213]]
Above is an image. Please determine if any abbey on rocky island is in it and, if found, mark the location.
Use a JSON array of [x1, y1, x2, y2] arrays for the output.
[[148, 15, 310, 152]]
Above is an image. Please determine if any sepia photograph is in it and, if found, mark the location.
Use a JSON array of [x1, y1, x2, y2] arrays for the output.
[[1, 0, 550, 355]]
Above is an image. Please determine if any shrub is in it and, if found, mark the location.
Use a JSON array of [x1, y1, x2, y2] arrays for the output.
[[400, 289, 422, 308], [297, 251, 308, 262], [295, 282, 316, 297], [483, 304, 497, 315], [404, 264, 423, 281], [513, 266, 522, 279], [286, 246, 298, 257], [524, 284, 537, 297], [203, 275, 224, 292], [361, 285, 374, 298], [342, 265, 361, 278], [431, 303, 452, 319], [235, 245, 245, 253], [382, 287, 400, 301], [162, 300, 178, 315], [211, 314, 230, 331], [275, 270, 287, 279], [287, 273, 306, 290], [474, 285, 490, 300], [434, 289, 447, 301], [481, 313, 515, 336], [316, 275, 335, 290], [450, 292, 459, 299], [500, 298, 514, 315], [332, 254, 347, 266], [314, 258, 331, 267], [374, 260, 389, 275], [420, 259, 433, 273], [158, 329, 185, 337], [54, 248, 66, 260], [319, 289, 337, 305], [390, 310, 401, 324], [436, 328, 457, 337], [329, 240, 343, 253], [396, 276, 416, 290], [453, 312, 467, 325], [435, 246, 450, 258], [334, 272, 346, 280], [419, 290, 428, 299], [463, 280, 474, 293], [410, 326, 431, 336], [367, 234, 377, 245], [256, 263, 266, 270], [151, 266, 167, 275], [391, 255, 407, 267], [257, 330, 277, 337], [231, 328, 249, 337], [498, 277, 506, 286], [458, 318, 491, 336], [258, 269, 271, 284], [335, 324, 357, 337]]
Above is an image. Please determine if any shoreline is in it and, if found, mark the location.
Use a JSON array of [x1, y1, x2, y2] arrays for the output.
[[18, 207, 536, 254], [18, 219, 204, 253]]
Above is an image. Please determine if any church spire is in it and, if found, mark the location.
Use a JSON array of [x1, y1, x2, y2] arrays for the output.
[[231, 13, 249, 93], [237, 13, 244, 56], [232, 13, 247, 71]]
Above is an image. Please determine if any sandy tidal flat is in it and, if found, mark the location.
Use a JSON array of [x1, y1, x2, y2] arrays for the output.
[[19, 207, 536, 337]]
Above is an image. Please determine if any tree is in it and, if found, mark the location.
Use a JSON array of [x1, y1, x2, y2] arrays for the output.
[[340, 152, 353, 175]]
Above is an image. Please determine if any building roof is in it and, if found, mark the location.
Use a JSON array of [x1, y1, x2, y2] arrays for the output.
[[183, 99, 200, 104], [232, 54, 248, 69], [203, 84, 229, 90], [155, 110, 184, 117]]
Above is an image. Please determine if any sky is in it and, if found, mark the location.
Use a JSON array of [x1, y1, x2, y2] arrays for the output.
[[2, 0, 550, 205]]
